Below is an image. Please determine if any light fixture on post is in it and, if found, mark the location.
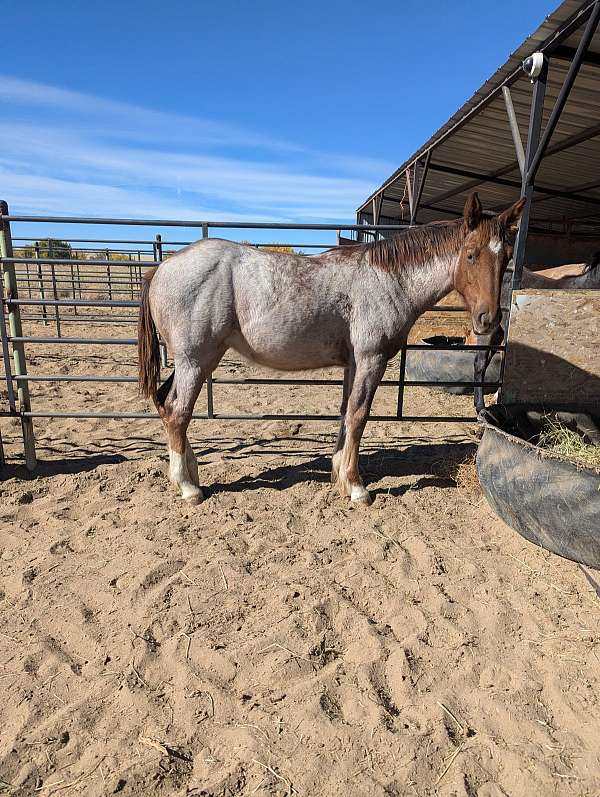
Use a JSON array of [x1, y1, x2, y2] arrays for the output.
[[522, 52, 545, 82]]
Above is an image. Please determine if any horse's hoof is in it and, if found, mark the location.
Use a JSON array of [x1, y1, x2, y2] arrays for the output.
[[182, 487, 204, 504], [350, 486, 372, 506]]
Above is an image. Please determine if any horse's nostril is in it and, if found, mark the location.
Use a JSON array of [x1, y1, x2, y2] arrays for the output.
[[477, 311, 487, 329]]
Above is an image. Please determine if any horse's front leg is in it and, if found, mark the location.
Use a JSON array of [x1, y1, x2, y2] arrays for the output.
[[332, 362, 355, 484], [334, 353, 387, 505]]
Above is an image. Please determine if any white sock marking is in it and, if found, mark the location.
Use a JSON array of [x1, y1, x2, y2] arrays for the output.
[[169, 448, 202, 501]]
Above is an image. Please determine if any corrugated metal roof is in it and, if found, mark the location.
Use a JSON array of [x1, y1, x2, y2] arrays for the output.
[[358, 0, 600, 234]]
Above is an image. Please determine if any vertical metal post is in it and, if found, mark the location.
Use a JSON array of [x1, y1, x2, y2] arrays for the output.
[[372, 195, 383, 241], [527, 2, 600, 184], [512, 58, 548, 290], [35, 242, 48, 325], [70, 260, 78, 315], [105, 248, 112, 301], [47, 240, 61, 337], [497, 59, 548, 406], [411, 151, 431, 226], [0, 278, 16, 416], [50, 263, 61, 337], [0, 201, 37, 470], [202, 224, 214, 418], [154, 234, 168, 368], [0, 280, 16, 467], [502, 86, 525, 176], [154, 234, 163, 261], [406, 168, 414, 224], [396, 346, 407, 420]]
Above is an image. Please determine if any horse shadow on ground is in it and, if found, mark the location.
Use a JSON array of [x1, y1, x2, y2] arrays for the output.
[[2, 435, 476, 498], [207, 441, 477, 499]]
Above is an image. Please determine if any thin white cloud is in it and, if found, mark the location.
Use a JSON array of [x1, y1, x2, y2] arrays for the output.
[[0, 75, 302, 153], [0, 170, 279, 221], [0, 74, 393, 222]]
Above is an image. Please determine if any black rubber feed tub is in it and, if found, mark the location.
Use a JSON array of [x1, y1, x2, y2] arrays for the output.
[[406, 336, 501, 394], [477, 405, 600, 569]]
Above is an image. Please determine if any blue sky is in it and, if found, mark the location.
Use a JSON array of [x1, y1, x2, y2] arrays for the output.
[[2, 0, 557, 245]]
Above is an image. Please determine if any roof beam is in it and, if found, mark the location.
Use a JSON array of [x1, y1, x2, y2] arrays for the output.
[[423, 119, 600, 207], [426, 163, 600, 207], [552, 43, 600, 68]]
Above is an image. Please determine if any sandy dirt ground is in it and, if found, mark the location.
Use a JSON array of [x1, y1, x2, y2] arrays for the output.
[[1, 311, 600, 797]]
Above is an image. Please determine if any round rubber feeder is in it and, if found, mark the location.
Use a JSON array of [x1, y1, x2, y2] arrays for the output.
[[477, 405, 600, 569], [406, 336, 501, 395]]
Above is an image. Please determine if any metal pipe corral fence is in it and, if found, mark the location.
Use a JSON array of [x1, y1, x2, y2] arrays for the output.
[[0, 207, 498, 469]]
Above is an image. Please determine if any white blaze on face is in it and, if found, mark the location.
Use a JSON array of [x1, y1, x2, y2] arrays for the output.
[[488, 238, 502, 255]]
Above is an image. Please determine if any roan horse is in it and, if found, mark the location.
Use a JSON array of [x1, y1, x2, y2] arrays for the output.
[[138, 192, 525, 504]]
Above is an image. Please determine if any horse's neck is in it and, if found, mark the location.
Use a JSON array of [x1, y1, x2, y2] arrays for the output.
[[400, 254, 457, 316]]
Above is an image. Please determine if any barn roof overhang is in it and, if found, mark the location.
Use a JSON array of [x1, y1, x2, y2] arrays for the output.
[[357, 0, 600, 237]]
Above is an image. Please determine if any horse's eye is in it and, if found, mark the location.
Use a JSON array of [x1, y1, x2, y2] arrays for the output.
[[466, 251, 475, 264]]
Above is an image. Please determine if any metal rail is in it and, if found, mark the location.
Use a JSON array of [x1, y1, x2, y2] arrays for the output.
[[0, 209, 495, 469]]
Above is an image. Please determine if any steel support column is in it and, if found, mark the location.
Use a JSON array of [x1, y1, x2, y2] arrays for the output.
[[372, 194, 383, 241], [410, 151, 431, 226], [512, 59, 548, 289], [527, 0, 600, 184], [0, 201, 37, 469], [154, 234, 168, 369], [201, 223, 214, 418], [502, 86, 525, 176]]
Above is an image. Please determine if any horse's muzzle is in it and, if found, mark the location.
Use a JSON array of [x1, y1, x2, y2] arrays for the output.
[[472, 308, 501, 336]]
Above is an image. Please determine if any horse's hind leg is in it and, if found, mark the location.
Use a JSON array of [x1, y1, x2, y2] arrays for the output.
[[160, 348, 224, 502]]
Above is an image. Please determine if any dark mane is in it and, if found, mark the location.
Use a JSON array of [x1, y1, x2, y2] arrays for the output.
[[358, 215, 503, 271]]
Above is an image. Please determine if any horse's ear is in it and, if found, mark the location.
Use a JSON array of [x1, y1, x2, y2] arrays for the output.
[[463, 191, 483, 230], [498, 197, 527, 233]]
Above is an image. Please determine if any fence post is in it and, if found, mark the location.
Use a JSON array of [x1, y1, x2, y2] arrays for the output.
[[35, 242, 48, 325], [70, 258, 78, 315], [0, 278, 18, 468], [128, 253, 135, 300], [105, 248, 112, 301], [202, 224, 214, 418], [0, 200, 37, 470], [155, 234, 168, 368], [48, 239, 61, 337], [396, 346, 407, 419]]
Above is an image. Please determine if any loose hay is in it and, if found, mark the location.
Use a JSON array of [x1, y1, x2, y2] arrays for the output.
[[538, 417, 600, 471], [450, 453, 482, 496]]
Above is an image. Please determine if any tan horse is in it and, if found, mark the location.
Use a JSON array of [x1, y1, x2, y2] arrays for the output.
[[138, 192, 524, 504]]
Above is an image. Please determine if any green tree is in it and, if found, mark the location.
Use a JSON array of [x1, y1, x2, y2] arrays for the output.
[[20, 239, 73, 259]]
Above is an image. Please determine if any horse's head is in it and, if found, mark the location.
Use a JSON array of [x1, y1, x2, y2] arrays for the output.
[[455, 192, 526, 336]]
